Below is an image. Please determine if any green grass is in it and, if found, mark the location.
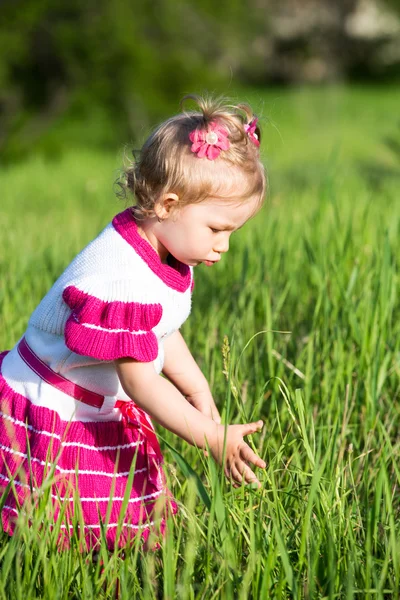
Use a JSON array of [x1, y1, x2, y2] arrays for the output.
[[1, 85, 400, 598]]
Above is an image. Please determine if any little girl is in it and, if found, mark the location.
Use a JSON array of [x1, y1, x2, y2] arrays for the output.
[[0, 95, 267, 550]]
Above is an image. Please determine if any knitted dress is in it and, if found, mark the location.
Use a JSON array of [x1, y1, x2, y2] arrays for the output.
[[0, 208, 194, 550]]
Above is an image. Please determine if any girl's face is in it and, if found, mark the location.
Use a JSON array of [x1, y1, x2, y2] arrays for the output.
[[155, 194, 260, 267]]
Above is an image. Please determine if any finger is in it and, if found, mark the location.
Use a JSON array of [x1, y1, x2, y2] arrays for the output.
[[241, 420, 263, 437], [236, 461, 261, 488], [224, 462, 242, 486], [228, 464, 245, 486], [240, 443, 266, 469]]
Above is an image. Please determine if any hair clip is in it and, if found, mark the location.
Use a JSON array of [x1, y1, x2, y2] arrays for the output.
[[189, 121, 230, 160], [244, 117, 260, 147]]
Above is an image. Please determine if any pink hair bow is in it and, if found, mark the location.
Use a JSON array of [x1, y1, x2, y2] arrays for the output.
[[245, 117, 260, 147], [189, 121, 230, 160]]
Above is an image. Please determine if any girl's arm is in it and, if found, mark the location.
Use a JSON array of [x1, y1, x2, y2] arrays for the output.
[[116, 358, 265, 487], [162, 330, 221, 423]]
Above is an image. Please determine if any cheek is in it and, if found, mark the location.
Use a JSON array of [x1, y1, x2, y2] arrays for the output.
[[166, 222, 211, 256], [183, 226, 208, 245], [169, 226, 195, 253]]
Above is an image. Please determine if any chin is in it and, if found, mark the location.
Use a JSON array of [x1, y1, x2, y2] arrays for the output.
[[174, 255, 196, 266]]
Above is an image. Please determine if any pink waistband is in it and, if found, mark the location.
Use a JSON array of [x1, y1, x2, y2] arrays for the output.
[[17, 337, 163, 460], [18, 336, 104, 408]]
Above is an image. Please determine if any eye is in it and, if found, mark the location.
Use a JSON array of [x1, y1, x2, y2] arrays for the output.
[[210, 227, 221, 233]]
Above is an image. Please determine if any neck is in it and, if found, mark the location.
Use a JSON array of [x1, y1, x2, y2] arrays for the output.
[[135, 217, 170, 263]]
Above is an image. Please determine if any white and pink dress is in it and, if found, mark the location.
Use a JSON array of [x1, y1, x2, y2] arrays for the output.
[[0, 208, 194, 549]]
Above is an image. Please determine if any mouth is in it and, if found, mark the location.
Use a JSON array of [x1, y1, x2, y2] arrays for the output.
[[203, 259, 220, 267]]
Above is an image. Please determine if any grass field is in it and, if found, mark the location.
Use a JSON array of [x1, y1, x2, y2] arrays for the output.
[[1, 85, 400, 598]]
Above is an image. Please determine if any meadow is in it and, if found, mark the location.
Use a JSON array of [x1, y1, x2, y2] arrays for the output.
[[0, 85, 400, 599]]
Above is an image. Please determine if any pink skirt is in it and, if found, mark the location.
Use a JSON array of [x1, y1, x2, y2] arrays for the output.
[[0, 351, 177, 550]]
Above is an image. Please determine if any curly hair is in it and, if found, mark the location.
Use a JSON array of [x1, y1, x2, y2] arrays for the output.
[[117, 94, 267, 218]]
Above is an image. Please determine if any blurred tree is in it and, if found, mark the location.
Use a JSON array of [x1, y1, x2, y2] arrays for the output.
[[0, 0, 399, 161], [0, 0, 260, 161]]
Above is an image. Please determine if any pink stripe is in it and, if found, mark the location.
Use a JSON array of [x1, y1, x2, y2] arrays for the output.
[[0, 412, 155, 478], [64, 316, 159, 361], [2, 501, 172, 550], [1, 441, 146, 481], [1, 451, 152, 501], [1, 496, 161, 533], [17, 337, 104, 409], [0, 445, 149, 481], [62, 286, 162, 331], [2, 492, 163, 530], [0, 464, 151, 500], [112, 209, 191, 292]]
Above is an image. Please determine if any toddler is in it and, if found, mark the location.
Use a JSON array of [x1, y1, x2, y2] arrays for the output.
[[0, 95, 267, 550]]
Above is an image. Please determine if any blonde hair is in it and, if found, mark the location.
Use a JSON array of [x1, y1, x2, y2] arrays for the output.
[[118, 95, 267, 217]]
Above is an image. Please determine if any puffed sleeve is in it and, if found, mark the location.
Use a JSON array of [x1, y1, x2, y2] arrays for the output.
[[62, 281, 162, 362]]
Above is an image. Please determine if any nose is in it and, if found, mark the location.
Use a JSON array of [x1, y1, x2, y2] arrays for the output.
[[213, 234, 230, 254]]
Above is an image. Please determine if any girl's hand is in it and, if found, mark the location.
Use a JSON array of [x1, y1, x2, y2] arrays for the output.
[[186, 390, 222, 424], [209, 421, 266, 488]]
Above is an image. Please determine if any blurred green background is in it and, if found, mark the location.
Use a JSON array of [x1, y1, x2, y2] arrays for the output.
[[1, 5, 400, 596], [1, 0, 400, 163]]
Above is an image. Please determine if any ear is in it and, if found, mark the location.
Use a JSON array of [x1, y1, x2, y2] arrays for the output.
[[154, 193, 180, 220]]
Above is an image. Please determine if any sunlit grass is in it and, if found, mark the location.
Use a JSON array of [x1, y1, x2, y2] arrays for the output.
[[0, 85, 399, 598]]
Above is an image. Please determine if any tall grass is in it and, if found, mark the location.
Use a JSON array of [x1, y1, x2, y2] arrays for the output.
[[0, 86, 399, 598]]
